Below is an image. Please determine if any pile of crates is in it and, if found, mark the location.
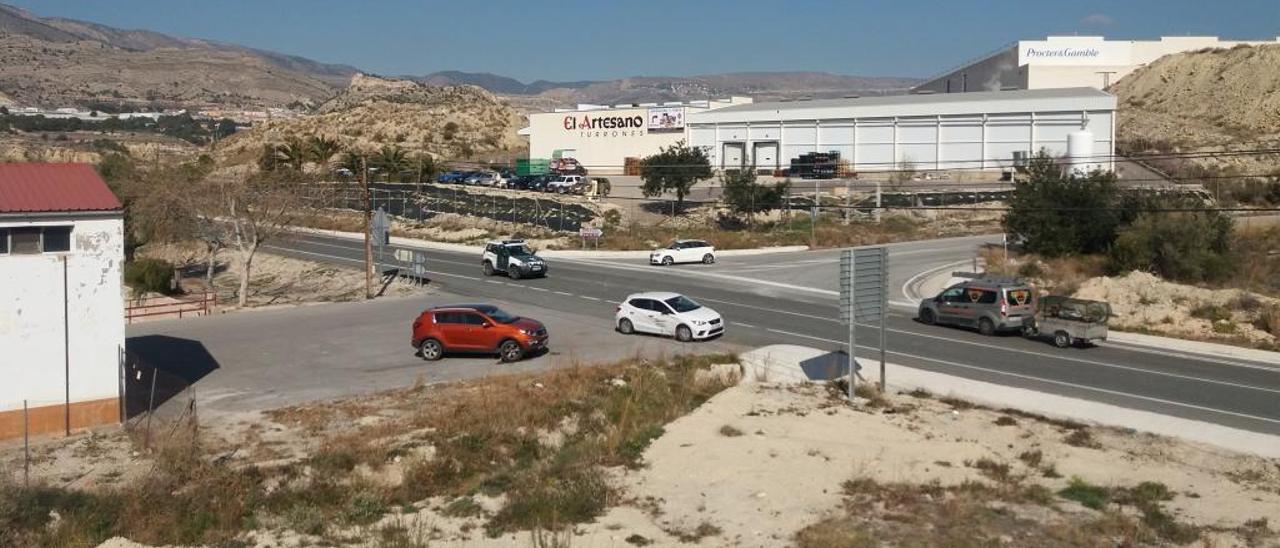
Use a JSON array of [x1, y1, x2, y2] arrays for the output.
[[789, 151, 840, 179]]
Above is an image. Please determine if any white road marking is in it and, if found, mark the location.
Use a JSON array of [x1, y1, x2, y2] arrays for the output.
[[553, 291, 574, 296], [527, 287, 550, 292], [750, 325, 1280, 425], [735, 322, 756, 328], [900, 259, 973, 301], [262, 245, 477, 282], [580, 296, 602, 302]]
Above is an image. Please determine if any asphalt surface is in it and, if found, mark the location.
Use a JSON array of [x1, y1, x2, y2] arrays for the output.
[[127, 232, 1280, 435]]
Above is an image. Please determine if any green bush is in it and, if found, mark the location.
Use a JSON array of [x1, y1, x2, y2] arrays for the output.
[[1190, 304, 1233, 322], [1108, 208, 1235, 283], [1003, 151, 1125, 257], [124, 258, 176, 295]]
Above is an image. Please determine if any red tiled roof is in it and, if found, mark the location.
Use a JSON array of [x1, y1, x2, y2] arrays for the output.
[[0, 163, 123, 214]]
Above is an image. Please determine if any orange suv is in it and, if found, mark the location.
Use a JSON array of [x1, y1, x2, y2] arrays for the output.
[[411, 304, 548, 362]]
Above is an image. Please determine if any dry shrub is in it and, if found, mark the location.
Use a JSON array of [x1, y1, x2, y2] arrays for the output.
[[1256, 305, 1280, 337], [796, 477, 1169, 547]]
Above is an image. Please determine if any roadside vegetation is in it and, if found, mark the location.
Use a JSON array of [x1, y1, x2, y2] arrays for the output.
[[0, 354, 738, 546], [995, 151, 1280, 350]]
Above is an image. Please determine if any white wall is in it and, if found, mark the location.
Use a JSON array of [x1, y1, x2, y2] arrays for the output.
[[0, 216, 124, 413], [690, 108, 1115, 173], [527, 107, 692, 174]]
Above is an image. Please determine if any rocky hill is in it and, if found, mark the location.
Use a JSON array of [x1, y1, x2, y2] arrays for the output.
[[0, 2, 354, 109], [216, 74, 526, 171], [1112, 43, 1280, 175], [416, 70, 919, 105]]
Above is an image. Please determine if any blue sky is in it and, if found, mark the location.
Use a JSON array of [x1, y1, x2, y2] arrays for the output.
[[10, 0, 1279, 81]]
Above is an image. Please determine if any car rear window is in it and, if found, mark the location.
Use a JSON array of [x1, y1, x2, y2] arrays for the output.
[[628, 299, 652, 311], [1005, 288, 1033, 306]]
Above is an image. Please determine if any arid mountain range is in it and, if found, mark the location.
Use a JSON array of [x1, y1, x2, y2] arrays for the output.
[[0, 3, 917, 111]]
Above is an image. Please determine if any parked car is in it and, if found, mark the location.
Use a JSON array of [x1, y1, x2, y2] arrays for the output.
[[437, 171, 466, 184], [508, 175, 538, 190], [650, 239, 716, 266], [917, 276, 1036, 336], [412, 304, 548, 362], [466, 171, 501, 186], [547, 175, 584, 193], [481, 239, 548, 279], [527, 174, 554, 192], [460, 171, 484, 185], [615, 292, 724, 342]]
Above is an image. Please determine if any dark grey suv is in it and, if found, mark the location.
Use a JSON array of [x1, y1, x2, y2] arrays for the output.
[[918, 277, 1036, 336]]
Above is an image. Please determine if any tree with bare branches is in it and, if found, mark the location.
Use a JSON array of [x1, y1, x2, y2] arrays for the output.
[[207, 170, 316, 307]]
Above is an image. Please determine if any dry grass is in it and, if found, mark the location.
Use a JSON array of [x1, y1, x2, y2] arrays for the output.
[[0, 354, 738, 545], [796, 474, 1202, 547]]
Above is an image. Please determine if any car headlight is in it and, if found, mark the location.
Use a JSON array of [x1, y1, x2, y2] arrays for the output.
[[693, 319, 708, 326]]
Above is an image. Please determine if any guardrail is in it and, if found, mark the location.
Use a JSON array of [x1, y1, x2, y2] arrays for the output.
[[125, 291, 215, 324]]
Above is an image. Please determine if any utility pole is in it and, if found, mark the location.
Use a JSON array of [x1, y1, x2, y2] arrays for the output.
[[361, 156, 374, 299]]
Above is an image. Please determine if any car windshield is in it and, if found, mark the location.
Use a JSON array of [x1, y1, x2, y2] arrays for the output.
[[664, 295, 701, 313], [477, 306, 519, 324]]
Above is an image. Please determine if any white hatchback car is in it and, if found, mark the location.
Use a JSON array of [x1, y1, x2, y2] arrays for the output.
[[649, 239, 715, 266], [615, 292, 724, 341]]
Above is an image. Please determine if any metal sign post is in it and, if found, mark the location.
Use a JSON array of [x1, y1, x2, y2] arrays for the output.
[[371, 207, 391, 276], [839, 247, 889, 399]]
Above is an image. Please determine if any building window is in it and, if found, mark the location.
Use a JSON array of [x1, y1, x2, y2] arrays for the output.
[[0, 226, 72, 254], [42, 226, 72, 253], [9, 227, 40, 254]]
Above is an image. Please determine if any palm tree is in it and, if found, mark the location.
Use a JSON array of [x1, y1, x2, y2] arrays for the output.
[[338, 150, 365, 178], [273, 138, 307, 172], [372, 145, 409, 183], [307, 135, 341, 171], [410, 153, 437, 186]]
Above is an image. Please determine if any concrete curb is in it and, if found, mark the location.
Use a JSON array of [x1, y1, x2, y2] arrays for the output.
[[1106, 331, 1280, 367], [739, 344, 1280, 458]]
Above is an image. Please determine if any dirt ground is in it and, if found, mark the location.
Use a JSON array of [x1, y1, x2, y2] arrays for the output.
[[136, 241, 430, 311], [5, 361, 1276, 547], [1075, 271, 1280, 349]]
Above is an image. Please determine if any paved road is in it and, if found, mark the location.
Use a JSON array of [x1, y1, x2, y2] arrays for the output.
[[128, 232, 1280, 435]]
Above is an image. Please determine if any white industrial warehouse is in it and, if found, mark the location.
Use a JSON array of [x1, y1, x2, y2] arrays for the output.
[[914, 35, 1280, 94], [523, 87, 1116, 175]]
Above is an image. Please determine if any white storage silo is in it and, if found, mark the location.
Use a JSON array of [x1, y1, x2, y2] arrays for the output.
[[1067, 130, 1102, 176]]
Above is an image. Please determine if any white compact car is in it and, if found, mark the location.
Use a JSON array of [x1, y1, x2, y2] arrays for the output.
[[650, 239, 715, 266], [615, 292, 724, 341], [546, 175, 584, 193]]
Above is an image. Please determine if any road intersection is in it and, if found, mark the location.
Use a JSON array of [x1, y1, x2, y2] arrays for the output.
[[127, 232, 1280, 435]]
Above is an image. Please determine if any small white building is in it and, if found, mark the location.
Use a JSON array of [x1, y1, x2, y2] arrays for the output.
[[686, 88, 1116, 173], [914, 35, 1280, 94], [0, 163, 125, 439]]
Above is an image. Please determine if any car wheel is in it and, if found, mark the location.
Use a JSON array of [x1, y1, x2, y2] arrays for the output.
[[498, 339, 524, 363], [675, 325, 693, 342], [919, 309, 936, 325], [1054, 331, 1071, 349], [618, 318, 634, 335], [482, 261, 494, 276], [978, 318, 996, 336], [661, 256, 674, 266], [508, 266, 522, 280], [419, 339, 444, 361], [702, 254, 715, 264]]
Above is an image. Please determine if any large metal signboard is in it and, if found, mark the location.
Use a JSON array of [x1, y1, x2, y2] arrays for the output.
[[839, 247, 889, 399]]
